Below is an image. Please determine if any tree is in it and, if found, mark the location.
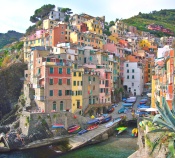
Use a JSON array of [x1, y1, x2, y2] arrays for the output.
[[115, 18, 119, 22], [30, 4, 55, 23], [109, 21, 115, 27], [61, 8, 73, 22]]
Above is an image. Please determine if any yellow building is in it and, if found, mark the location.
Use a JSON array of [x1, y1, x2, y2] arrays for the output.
[[151, 73, 156, 108], [43, 19, 58, 29], [139, 39, 151, 48], [85, 19, 103, 35], [108, 33, 118, 44], [71, 64, 83, 114], [70, 32, 103, 49]]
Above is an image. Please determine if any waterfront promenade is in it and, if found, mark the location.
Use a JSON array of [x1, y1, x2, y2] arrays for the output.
[[69, 96, 143, 150]]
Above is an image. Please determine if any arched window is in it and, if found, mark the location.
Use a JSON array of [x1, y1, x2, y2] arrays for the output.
[[60, 101, 63, 111], [53, 101, 56, 111]]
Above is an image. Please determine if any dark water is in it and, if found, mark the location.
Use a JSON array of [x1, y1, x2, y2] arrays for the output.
[[0, 124, 137, 158]]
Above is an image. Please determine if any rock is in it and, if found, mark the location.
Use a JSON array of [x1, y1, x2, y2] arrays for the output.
[[0, 126, 10, 134]]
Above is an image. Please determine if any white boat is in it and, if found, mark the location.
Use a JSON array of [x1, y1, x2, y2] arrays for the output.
[[105, 117, 122, 128]]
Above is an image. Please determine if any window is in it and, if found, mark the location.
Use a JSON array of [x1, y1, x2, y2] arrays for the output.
[[73, 81, 76, 86], [88, 76, 91, 81], [61, 32, 64, 34], [58, 68, 62, 74], [67, 79, 70, 85], [58, 90, 62, 96], [49, 79, 53, 85], [79, 72, 81, 77], [127, 69, 129, 73], [93, 77, 95, 81], [65, 90, 71, 95], [132, 69, 134, 73], [132, 83, 134, 86], [60, 101, 63, 111], [53, 101, 56, 111], [81, 81, 83, 86], [132, 75, 134, 79], [50, 90, 53, 96], [67, 68, 70, 74], [126, 64, 129, 67], [74, 72, 76, 76], [58, 79, 62, 85], [93, 85, 95, 90], [127, 75, 129, 79], [50, 67, 54, 74]]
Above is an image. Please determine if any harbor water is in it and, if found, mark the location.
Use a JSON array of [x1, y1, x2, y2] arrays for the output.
[[0, 125, 138, 158]]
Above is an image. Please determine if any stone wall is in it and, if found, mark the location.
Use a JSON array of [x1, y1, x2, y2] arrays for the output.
[[20, 111, 90, 136]]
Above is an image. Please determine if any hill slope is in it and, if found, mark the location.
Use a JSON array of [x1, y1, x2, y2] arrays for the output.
[[123, 9, 175, 37], [0, 30, 23, 49]]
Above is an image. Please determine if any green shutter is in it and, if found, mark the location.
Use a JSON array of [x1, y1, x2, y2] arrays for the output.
[[50, 90, 53, 96], [50, 67, 53, 74]]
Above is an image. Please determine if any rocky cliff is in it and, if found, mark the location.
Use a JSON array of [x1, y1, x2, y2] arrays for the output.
[[0, 62, 27, 119]]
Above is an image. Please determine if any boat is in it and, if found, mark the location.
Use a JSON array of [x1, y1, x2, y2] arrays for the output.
[[71, 128, 82, 134], [100, 115, 112, 124], [68, 126, 80, 133], [87, 118, 99, 125], [131, 128, 138, 137], [78, 129, 88, 135], [87, 124, 98, 131], [107, 107, 114, 114], [68, 124, 77, 130], [105, 117, 122, 128], [52, 124, 64, 128], [116, 127, 127, 134]]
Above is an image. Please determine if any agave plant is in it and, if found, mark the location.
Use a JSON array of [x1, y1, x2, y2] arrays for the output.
[[143, 97, 175, 157]]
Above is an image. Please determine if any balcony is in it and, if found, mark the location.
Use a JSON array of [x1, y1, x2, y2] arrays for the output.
[[105, 69, 112, 73]]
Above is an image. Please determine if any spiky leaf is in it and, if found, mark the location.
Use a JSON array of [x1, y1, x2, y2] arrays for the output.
[[168, 140, 175, 158]]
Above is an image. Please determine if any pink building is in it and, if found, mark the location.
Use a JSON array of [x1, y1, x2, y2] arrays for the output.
[[103, 43, 117, 53]]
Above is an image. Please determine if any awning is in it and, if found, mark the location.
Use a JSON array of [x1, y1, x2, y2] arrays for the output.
[[145, 108, 158, 112]]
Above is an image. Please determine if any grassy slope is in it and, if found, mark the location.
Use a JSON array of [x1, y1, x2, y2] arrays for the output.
[[123, 9, 175, 36]]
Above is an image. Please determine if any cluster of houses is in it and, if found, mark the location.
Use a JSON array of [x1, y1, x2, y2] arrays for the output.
[[22, 6, 175, 116], [147, 24, 174, 35]]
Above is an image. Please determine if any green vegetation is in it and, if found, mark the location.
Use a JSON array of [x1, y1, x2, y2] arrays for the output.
[[61, 8, 73, 22], [123, 9, 175, 37], [144, 97, 175, 157], [30, 4, 55, 23], [0, 31, 23, 49]]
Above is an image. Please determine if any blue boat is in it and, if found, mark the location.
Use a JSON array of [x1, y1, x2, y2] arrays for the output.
[[100, 116, 112, 124], [87, 118, 99, 124], [52, 124, 64, 128], [122, 103, 133, 108], [78, 129, 88, 135]]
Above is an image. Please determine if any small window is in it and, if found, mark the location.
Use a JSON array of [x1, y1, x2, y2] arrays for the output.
[[73, 81, 76, 86], [50, 90, 53, 96], [126, 64, 129, 67], [79, 72, 81, 77], [93, 77, 95, 81], [132, 75, 134, 79], [127, 75, 129, 79], [67, 68, 70, 74], [50, 67, 54, 74], [127, 69, 129, 73], [132, 69, 134, 73], [58, 79, 62, 85], [67, 79, 70, 85], [58, 90, 62, 96], [58, 68, 62, 74], [49, 79, 53, 85]]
